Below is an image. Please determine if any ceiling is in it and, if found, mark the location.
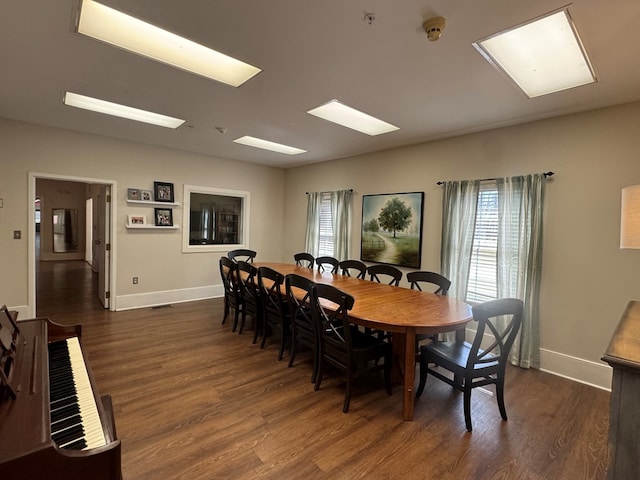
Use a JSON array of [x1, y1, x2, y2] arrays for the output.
[[2, 0, 640, 168]]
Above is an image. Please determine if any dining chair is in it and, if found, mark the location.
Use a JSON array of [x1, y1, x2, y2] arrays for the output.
[[236, 260, 263, 343], [293, 252, 314, 269], [315, 256, 339, 273], [407, 271, 451, 295], [311, 283, 392, 413], [416, 297, 524, 432], [367, 264, 402, 286], [228, 249, 257, 263], [407, 271, 452, 350], [365, 264, 403, 340], [219, 256, 243, 331], [338, 259, 367, 279], [257, 266, 291, 361], [285, 273, 319, 383]]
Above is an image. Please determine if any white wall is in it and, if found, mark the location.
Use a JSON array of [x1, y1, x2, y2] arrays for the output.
[[283, 101, 640, 389], [0, 118, 286, 314]]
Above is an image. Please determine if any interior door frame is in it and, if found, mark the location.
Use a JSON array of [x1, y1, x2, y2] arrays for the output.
[[28, 172, 118, 316]]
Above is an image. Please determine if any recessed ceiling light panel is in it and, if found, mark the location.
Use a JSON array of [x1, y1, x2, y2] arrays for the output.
[[473, 8, 596, 98], [64, 92, 186, 128], [77, 0, 261, 87], [233, 136, 307, 155], [307, 99, 399, 136]]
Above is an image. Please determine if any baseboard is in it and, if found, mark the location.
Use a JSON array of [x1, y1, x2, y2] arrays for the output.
[[464, 328, 612, 391], [115, 285, 224, 311], [539, 348, 612, 392]]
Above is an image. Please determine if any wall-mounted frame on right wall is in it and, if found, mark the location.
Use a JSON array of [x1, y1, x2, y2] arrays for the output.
[[360, 191, 424, 268]]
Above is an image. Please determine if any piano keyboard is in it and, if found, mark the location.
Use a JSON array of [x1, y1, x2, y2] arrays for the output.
[[49, 337, 106, 450]]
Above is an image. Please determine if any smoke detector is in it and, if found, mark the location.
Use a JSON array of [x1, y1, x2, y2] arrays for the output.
[[423, 16, 446, 41]]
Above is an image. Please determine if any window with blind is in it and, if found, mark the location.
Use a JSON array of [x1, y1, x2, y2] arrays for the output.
[[466, 182, 498, 303], [318, 192, 334, 256]]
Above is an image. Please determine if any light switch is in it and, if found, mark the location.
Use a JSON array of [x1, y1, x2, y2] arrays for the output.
[[13, 230, 21, 239]]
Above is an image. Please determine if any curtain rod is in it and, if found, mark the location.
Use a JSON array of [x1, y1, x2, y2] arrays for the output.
[[436, 171, 554, 186], [305, 188, 353, 194]]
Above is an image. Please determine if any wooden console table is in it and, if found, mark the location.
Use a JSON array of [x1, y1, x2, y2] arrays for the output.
[[602, 300, 640, 480]]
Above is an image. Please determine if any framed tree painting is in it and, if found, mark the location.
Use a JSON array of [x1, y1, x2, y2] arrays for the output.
[[361, 192, 424, 268]]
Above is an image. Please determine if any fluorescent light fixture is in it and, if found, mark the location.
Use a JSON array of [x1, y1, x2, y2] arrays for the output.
[[473, 8, 596, 98], [233, 136, 307, 155], [63, 91, 186, 128], [307, 99, 399, 135], [77, 0, 261, 87]]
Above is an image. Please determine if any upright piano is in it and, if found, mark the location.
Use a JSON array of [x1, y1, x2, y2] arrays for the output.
[[0, 306, 122, 479]]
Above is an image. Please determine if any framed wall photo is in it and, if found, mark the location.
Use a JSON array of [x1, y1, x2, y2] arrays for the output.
[[154, 181, 174, 202], [360, 191, 424, 268], [154, 207, 173, 226], [127, 214, 146, 226], [141, 190, 153, 202], [127, 188, 141, 201]]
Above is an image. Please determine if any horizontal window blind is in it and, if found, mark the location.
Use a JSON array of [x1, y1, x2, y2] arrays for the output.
[[318, 192, 334, 256], [467, 182, 498, 303]]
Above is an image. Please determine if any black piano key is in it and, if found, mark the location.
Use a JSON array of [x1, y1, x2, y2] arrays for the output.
[[52, 424, 85, 445], [51, 414, 83, 432], [50, 403, 80, 423], [50, 394, 78, 411], [62, 438, 88, 450], [47, 337, 106, 451]]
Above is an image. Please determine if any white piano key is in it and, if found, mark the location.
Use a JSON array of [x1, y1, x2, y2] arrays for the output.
[[62, 337, 107, 449]]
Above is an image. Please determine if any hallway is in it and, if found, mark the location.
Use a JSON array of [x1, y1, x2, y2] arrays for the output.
[[36, 258, 107, 321]]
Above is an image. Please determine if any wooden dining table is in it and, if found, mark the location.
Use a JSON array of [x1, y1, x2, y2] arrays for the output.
[[255, 262, 473, 420]]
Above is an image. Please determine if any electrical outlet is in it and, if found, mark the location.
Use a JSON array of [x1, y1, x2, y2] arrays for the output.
[[132, 277, 138, 285]]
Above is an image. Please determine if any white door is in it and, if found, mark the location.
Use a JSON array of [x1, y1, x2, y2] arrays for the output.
[[96, 185, 111, 308]]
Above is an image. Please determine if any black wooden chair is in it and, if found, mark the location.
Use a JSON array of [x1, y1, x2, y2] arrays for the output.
[[236, 260, 263, 343], [407, 271, 452, 350], [338, 259, 367, 279], [228, 249, 257, 263], [219, 256, 243, 332], [311, 283, 392, 413], [367, 264, 402, 286], [293, 252, 314, 269], [407, 271, 451, 295], [315, 256, 339, 273], [416, 298, 524, 432], [257, 266, 290, 361], [365, 264, 403, 339], [285, 273, 319, 383]]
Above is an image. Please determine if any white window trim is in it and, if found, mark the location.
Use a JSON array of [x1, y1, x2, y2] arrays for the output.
[[181, 184, 250, 253]]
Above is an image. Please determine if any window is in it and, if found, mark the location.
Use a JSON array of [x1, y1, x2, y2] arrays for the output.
[[182, 185, 250, 253], [467, 182, 498, 303], [305, 189, 351, 260], [318, 192, 334, 256]]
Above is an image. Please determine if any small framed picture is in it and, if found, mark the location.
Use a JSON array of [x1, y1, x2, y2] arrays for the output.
[[154, 181, 174, 203], [128, 214, 146, 226], [127, 188, 141, 201], [154, 208, 173, 226], [141, 190, 153, 202]]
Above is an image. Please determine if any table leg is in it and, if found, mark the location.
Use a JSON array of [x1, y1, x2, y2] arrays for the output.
[[390, 328, 418, 420], [402, 327, 416, 421]]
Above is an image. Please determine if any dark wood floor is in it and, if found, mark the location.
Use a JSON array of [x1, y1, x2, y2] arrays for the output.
[[36, 260, 610, 480]]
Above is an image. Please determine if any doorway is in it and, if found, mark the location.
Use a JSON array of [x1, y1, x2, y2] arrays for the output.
[[28, 172, 117, 317]]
